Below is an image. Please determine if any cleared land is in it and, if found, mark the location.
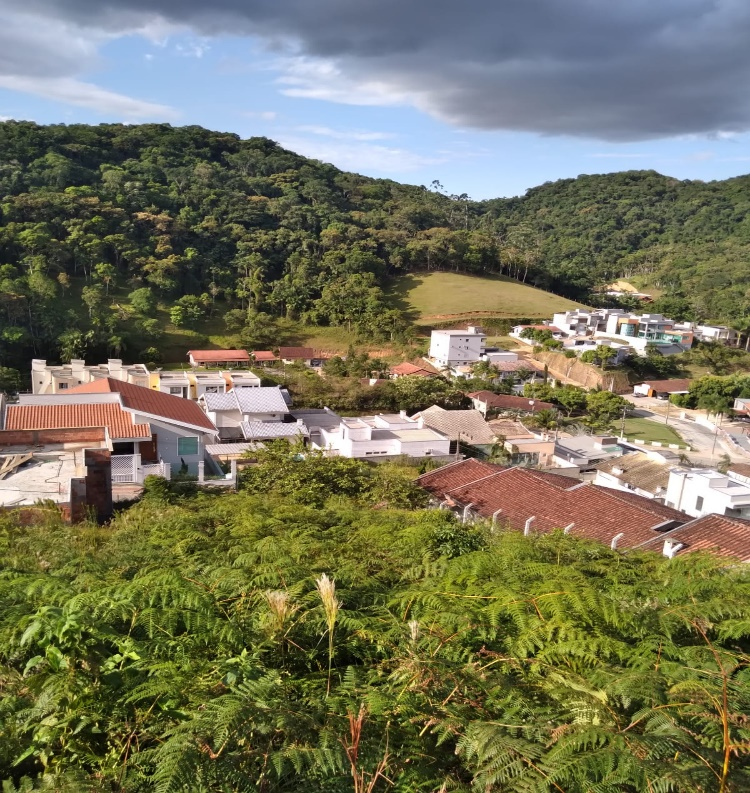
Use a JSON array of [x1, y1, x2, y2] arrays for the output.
[[390, 272, 584, 323], [622, 417, 687, 447]]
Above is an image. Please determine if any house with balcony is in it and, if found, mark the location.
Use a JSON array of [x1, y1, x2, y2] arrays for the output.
[[595, 313, 693, 355], [551, 309, 626, 337], [6, 378, 218, 480], [428, 326, 486, 368], [31, 358, 150, 394], [694, 325, 739, 345]]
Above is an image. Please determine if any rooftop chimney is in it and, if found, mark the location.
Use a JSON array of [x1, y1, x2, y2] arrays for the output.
[[524, 516, 536, 536], [610, 532, 625, 550], [663, 539, 683, 559]]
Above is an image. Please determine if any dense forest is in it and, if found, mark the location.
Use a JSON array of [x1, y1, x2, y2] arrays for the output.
[[1, 451, 749, 791], [1, 121, 750, 370]]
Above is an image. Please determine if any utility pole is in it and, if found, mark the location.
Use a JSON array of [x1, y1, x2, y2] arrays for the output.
[[665, 398, 671, 426], [620, 405, 627, 439]]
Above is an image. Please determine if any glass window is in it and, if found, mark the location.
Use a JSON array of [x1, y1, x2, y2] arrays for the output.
[[178, 436, 199, 456], [169, 386, 184, 395], [58, 383, 68, 389]]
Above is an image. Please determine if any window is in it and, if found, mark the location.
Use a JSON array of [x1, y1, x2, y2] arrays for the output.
[[58, 383, 68, 389], [204, 386, 220, 393], [178, 436, 199, 456], [169, 386, 184, 396], [696, 495, 704, 511]]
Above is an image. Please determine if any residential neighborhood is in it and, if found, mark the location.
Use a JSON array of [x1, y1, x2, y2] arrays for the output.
[[2, 328, 750, 563]]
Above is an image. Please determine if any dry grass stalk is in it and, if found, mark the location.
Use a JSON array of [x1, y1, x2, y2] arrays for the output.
[[315, 573, 341, 695]]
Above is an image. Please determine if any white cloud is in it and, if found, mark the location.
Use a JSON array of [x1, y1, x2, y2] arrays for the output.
[[295, 124, 395, 141], [275, 56, 416, 107], [276, 134, 444, 174], [242, 110, 278, 121], [0, 75, 177, 119], [589, 152, 654, 159]]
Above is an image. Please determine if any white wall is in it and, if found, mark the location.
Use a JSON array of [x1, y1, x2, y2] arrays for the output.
[[429, 331, 485, 366]]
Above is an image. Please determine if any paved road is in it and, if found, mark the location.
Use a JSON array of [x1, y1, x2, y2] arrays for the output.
[[621, 394, 747, 463]]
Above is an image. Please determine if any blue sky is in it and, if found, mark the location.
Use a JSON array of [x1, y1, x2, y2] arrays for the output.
[[2, 2, 750, 199]]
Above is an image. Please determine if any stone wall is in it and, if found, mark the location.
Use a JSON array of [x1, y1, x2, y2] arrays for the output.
[[530, 351, 631, 393]]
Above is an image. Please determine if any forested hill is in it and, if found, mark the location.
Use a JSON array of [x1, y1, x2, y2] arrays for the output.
[[484, 170, 750, 323], [1, 121, 750, 370]]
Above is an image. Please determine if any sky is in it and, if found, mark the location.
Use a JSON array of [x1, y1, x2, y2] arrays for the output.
[[2, 0, 750, 199]]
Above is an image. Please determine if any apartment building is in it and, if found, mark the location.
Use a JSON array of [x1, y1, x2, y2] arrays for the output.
[[31, 358, 150, 394], [429, 326, 487, 367]]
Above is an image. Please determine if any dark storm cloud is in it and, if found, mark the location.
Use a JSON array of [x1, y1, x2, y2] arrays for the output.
[[10, 0, 750, 140]]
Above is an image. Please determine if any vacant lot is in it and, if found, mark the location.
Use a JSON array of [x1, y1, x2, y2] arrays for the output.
[[390, 272, 584, 323], [622, 417, 687, 447]]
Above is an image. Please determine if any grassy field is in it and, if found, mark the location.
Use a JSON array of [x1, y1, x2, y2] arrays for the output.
[[389, 272, 584, 324], [622, 417, 687, 447]]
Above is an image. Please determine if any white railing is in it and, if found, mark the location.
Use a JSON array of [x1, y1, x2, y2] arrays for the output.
[[111, 454, 139, 483], [111, 454, 171, 484]]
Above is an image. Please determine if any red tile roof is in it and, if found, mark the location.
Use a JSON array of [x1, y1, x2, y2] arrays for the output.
[[252, 351, 279, 362], [188, 349, 251, 363], [279, 347, 316, 360], [418, 459, 686, 550], [66, 379, 216, 432], [467, 392, 555, 412], [641, 379, 692, 392], [5, 403, 151, 440], [391, 362, 438, 377], [637, 514, 750, 561]]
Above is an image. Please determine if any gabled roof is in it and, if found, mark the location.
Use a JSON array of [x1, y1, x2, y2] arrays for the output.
[[467, 392, 555, 412], [279, 347, 316, 360], [391, 362, 438, 377], [202, 386, 289, 415], [252, 350, 279, 362], [636, 514, 750, 561], [418, 458, 505, 496], [595, 453, 671, 494], [5, 403, 151, 440], [640, 379, 692, 392], [418, 459, 686, 551], [188, 349, 251, 363], [66, 378, 216, 432], [414, 406, 496, 445]]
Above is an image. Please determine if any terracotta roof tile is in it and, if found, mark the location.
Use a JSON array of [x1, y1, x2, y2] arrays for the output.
[[595, 453, 671, 495], [66, 379, 216, 432], [279, 347, 316, 359], [5, 403, 151, 440], [391, 362, 438, 377], [252, 350, 279, 362], [637, 514, 750, 561], [640, 379, 692, 392], [418, 459, 686, 550], [188, 349, 251, 363], [467, 392, 555, 412]]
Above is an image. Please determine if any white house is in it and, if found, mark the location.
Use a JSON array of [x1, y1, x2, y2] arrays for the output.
[[200, 386, 290, 440], [665, 468, 750, 518], [429, 326, 486, 367], [561, 337, 632, 363], [9, 378, 218, 479], [312, 412, 451, 459], [551, 309, 626, 337], [31, 358, 150, 394], [593, 451, 673, 500], [694, 325, 739, 345], [594, 313, 694, 354]]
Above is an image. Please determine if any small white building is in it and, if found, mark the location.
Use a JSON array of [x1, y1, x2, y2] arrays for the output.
[[665, 468, 750, 518], [562, 337, 632, 364], [429, 326, 486, 367], [551, 309, 626, 337], [155, 371, 192, 399], [313, 412, 451, 459], [595, 313, 694, 354], [694, 325, 739, 345], [31, 359, 150, 394]]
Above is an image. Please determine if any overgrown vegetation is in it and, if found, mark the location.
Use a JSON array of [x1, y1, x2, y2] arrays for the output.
[[1, 474, 749, 791]]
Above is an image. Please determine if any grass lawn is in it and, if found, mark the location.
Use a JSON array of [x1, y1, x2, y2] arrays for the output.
[[622, 417, 687, 447], [388, 271, 585, 323]]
